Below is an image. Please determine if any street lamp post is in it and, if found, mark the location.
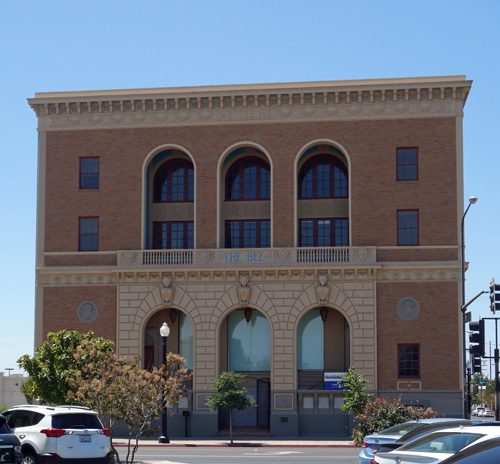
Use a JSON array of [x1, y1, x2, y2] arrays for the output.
[[461, 196, 477, 419], [158, 322, 170, 444]]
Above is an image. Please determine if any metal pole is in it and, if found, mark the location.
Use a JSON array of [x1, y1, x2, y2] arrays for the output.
[[495, 320, 499, 422], [461, 201, 472, 419], [159, 334, 170, 443]]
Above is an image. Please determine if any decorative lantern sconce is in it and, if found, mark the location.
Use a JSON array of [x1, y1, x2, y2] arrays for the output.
[[244, 307, 253, 324], [320, 307, 328, 323], [170, 308, 178, 324]]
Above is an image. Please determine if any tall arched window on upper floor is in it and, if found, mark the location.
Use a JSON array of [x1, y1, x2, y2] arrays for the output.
[[298, 155, 348, 199], [297, 147, 350, 249], [154, 159, 194, 203], [222, 149, 271, 248], [147, 150, 195, 250], [226, 156, 270, 201]]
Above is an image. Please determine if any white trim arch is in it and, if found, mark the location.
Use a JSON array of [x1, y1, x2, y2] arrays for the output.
[[294, 139, 352, 247], [141, 144, 198, 249]]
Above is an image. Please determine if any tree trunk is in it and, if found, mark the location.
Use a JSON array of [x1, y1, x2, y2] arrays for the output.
[[229, 408, 233, 444]]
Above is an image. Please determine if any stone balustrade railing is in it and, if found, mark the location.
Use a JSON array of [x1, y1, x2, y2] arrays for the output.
[[117, 247, 377, 267]]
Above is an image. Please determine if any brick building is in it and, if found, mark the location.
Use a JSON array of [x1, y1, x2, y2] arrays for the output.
[[29, 75, 472, 437]]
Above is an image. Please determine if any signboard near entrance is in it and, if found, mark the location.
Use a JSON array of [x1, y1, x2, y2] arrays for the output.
[[324, 372, 346, 390]]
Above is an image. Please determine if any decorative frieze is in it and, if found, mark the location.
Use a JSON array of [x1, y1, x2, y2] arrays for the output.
[[28, 77, 471, 131], [36, 265, 459, 287]]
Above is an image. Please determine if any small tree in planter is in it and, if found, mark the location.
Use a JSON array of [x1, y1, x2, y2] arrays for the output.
[[206, 371, 256, 444]]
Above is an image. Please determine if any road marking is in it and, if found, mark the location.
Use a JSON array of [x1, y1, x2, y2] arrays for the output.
[[243, 451, 303, 456]]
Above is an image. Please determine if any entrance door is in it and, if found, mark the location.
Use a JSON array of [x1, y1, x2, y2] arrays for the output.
[[219, 377, 270, 429]]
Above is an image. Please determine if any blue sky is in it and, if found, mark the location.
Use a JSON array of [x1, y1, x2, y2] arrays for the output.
[[1, 0, 499, 375]]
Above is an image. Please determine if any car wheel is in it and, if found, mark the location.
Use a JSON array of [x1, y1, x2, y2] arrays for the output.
[[22, 451, 38, 464]]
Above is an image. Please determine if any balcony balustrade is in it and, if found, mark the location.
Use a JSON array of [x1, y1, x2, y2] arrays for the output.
[[117, 246, 377, 268]]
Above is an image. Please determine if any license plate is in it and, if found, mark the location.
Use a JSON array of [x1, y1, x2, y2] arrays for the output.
[[79, 435, 91, 443]]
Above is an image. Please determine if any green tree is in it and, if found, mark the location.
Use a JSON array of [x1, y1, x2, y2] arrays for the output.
[[17, 330, 114, 405], [205, 371, 256, 444], [340, 366, 375, 416], [70, 350, 190, 464]]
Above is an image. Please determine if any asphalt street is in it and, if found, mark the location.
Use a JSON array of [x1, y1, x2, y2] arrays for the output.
[[117, 446, 360, 463]]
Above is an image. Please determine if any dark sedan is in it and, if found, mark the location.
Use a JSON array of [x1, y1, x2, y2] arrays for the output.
[[0, 414, 21, 463]]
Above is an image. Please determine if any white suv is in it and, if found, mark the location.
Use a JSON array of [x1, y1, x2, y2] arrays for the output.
[[2, 405, 112, 464]]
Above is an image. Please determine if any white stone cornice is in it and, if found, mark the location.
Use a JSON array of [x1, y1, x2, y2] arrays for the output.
[[28, 76, 472, 132]]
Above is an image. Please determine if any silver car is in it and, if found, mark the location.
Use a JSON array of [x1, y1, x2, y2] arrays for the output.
[[372, 425, 500, 464], [359, 419, 472, 464]]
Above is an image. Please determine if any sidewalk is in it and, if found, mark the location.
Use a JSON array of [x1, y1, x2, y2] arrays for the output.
[[113, 437, 356, 447]]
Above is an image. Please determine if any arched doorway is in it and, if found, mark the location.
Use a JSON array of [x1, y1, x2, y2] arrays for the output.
[[297, 307, 350, 390], [219, 308, 271, 431]]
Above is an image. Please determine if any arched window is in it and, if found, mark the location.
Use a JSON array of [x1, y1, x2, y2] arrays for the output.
[[228, 309, 270, 371], [297, 309, 324, 370], [298, 155, 348, 199], [226, 156, 270, 200], [154, 159, 194, 202]]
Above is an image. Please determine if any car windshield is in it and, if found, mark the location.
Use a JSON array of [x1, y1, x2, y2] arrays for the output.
[[376, 423, 423, 436], [52, 414, 102, 429], [400, 432, 483, 454], [0, 423, 10, 434]]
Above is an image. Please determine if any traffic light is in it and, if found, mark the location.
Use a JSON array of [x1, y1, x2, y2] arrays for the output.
[[472, 355, 482, 374], [490, 278, 500, 314], [469, 319, 485, 357]]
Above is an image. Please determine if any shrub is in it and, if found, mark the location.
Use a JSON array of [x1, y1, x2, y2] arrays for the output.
[[353, 397, 439, 445]]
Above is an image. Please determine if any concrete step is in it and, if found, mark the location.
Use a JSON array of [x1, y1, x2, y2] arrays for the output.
[[217, 426, 272, 437]]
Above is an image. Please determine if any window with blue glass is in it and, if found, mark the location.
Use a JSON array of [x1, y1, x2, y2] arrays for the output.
[[226, 157, 270, 200], [79, 217, 98, 251], [154, 159, 194, 202], [225, 220, 270, 248], [299, 155, 348, 199], [179, 312, 193, 370], [397, 210, 419, 245], [153, 221, 194, 249], [299, 218, 348, 247], [79, 157, 99, 189], [228, 309, 270, 371], [397, 147, 418, 181], [297, 309, 324, 370]]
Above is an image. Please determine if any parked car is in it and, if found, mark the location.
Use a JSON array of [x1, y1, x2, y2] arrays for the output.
[[471, 407, 485, 417], [1, 405, 112, 464], [371, 425, 500, 463], [438, 437, 500, 463], [482, 409, 495, 418], [359, 418, 473, 464], [0, 414, 22, 463]]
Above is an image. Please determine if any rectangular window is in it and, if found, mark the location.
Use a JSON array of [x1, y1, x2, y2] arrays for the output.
[[153, 221, 193, 249], [225, 220, 271, 248], [79, 217, 99, 251], [299, 218, 349, 247], [398, 344, 420, 378], [397, 210, 419, 245], [397, 147, 418, 181], [80, 157, 99, 189]]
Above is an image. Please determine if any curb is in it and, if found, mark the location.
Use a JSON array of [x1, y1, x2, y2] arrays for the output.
[[113, 442, 356, 448]]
